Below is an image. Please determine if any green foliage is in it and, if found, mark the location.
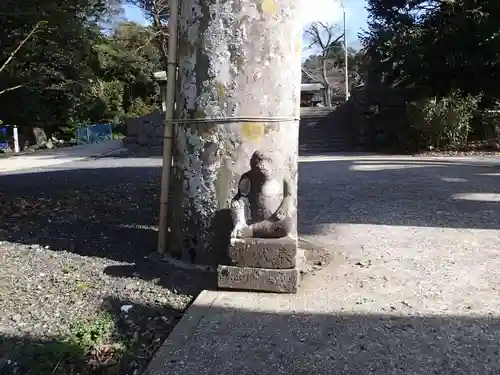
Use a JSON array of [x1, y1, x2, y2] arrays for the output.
[[15, 312, 121, 374], [68, 312, 115, 350], [0, 0, 161, 139], [479, 102, 500, 140], [127, 97, 156, 117], [19, 339, 85, 374], [89, 79, 125, 123], [83, 22, 162, 123], [407, 91, 481, 147], [354, 0, 500, 151], [112, 131, 125, 139], [363, 0, 500, 99], [0, 0, 101, 132]]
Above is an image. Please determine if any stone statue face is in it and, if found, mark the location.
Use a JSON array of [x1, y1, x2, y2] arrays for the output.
[[250, 150, 274, 178]]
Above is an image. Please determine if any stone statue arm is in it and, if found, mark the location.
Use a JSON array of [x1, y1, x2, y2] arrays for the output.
[[273, 176, 295, 220], [231, 172, 250, 208], [230, 173, 252, 238], [231, 178, 243, 202]]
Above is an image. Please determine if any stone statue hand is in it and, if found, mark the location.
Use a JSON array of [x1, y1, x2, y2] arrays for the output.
[[230, 224, 252, 238], [231, 199, 244, 210], [230, 199, 246, 225], [230, 199, 252, 238], [273, 206, 289, 221]]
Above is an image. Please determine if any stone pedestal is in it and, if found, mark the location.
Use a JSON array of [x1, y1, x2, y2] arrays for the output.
[[218, 265, 299, 293], [217, 237, 300, 293], [227, 237, 297, 268]]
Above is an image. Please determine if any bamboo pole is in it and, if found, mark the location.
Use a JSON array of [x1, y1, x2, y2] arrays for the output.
[[157, 0, 179, 254]]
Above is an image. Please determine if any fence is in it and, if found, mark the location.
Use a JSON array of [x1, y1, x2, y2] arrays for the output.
[[76, 123, 113, 144]]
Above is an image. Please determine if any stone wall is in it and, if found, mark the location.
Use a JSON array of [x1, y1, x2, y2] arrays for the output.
[[340, 84, 418, 152], [123, 110, 166, 148], [123, 108, 356, 153]]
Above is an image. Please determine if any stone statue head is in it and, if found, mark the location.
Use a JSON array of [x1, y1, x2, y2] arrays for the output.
[[250, 150, 278, 178]]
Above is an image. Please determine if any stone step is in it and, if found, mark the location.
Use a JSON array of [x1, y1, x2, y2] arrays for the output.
[[299, 141, 356, 153], [299, 147, 355, 154], [299, 143, 353, 150], [217, 265, 299, 293], [299, 138, 353, 145]]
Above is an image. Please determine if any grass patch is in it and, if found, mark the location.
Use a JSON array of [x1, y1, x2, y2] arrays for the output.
[[112, 132, 125, 140], [4, 312, 131, 375]]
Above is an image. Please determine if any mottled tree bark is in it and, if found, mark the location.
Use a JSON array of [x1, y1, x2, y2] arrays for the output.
[[167, 0, 304, 265]]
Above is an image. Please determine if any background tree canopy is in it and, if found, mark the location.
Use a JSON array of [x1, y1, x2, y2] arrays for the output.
[[0, 0, 162, 142], [353, 0, 500, 152], [2, 0, 500, 152], [362, 0, 500, 100]]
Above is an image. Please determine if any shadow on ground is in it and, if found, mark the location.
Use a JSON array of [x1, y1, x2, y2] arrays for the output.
[[1, 156, 499, 264], [3, 297, 499, 375], [298, 156, 500, 235], [0, 159, 215, 296], [0, 164, 160, 264], [103, 261, 216, 296], [93, 147, 162, 159], [148, 302, 500, 374], [2, 156, 500, 374]]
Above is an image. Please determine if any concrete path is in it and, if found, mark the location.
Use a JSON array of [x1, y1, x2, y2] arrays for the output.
[[147, 154, 500, 375], [0, 140, 124, 173]]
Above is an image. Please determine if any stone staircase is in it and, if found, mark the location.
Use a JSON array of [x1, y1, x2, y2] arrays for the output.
[[299, 107, 356, 154]]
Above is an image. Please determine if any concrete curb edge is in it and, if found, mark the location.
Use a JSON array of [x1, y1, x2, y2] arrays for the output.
[[144, 290, 221, 375], [86, 146, 127, 159]]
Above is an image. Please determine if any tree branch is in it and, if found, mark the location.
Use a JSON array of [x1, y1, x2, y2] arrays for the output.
[[0, 84, 24, 96], [0, 21, 45, 74], [150, 0, 169, 70], [301, 68, 322, 84], [132, 30, 161, 54]]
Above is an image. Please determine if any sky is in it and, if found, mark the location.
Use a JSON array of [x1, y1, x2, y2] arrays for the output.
[[123, 0, 368, 50]]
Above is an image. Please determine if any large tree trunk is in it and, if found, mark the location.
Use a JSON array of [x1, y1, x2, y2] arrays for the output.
[[323, 84, 332, 106], [167, 0, 304, 265], [321, 55, 332, 106]]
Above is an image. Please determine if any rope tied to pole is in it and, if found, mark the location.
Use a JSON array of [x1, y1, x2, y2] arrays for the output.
[[165, 116, 301, 125]]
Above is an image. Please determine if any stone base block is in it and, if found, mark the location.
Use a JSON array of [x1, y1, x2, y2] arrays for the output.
[[227, 237, 297, 269], [122, 136, 138, 147], [217, 265, 299, 293]]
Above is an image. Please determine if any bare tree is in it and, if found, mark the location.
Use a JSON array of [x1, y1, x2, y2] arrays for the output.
[[126, 0, 169, 70], [303, 22, 344, 106]]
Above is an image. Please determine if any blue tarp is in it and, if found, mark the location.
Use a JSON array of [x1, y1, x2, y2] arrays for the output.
[[76, 123, 113, 144], [0, 128, 8, 150]]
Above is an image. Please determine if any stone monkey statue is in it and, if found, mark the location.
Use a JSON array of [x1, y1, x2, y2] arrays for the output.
[[230, 150, 294, 238]]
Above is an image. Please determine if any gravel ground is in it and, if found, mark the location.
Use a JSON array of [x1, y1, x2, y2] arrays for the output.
[[419, 150, 500, 156], [0, 153, 211, 375], [415, 140, 500, 156]]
